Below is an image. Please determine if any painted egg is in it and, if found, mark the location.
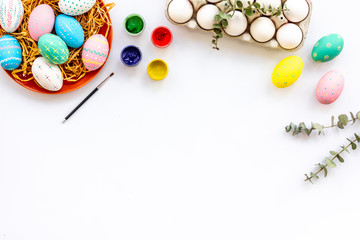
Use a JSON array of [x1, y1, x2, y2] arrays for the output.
[[0, 35, 22, 70], [316, 70, 344, 105], [28, 4, 55, 41], [32, 57, 63, 91], [82, 34, 109, 71], [0, 0, 24, 33], [272, 56, 303, 88], [59, 0, 96, 16], [55, 14, 84, 48], [38, 34, 69, 65], [312, 34, 344, 63]]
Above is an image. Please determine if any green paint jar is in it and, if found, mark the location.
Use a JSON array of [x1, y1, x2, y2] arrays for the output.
[[124, 14, 146, 36]]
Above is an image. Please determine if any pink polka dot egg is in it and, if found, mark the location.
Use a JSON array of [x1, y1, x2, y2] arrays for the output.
[[316, 70, 344, 105], [82, 34, 109, 71], [28, 4, 55, 41]]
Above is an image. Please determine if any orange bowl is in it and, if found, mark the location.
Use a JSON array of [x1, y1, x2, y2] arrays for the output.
[[3, 0, 113, 95]]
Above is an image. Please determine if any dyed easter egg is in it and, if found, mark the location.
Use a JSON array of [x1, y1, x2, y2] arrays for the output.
[[32, 57, 63, 91], [0, 35, 22, 70], [316, 70, 344, 105], [312, 34, 344, 63], [28, 4, 55, 41], [0, 0, 24, 33], [55, 14, 84, 48], [272, 56, 303, 88], [82, 34, 109, 71], [59, 0, 96, 16], [38, 34, 69, 64]]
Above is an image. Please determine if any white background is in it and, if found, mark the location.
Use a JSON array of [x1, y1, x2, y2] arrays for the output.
[[1, 0, 360, 239]]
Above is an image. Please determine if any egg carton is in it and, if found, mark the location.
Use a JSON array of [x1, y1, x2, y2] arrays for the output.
[[165, 0, 313, 51]]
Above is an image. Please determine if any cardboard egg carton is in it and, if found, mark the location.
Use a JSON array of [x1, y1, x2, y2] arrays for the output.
[[165, 0, 312, 51]]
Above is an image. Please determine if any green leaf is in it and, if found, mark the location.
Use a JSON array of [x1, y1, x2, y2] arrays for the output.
[[312, 123, 323, 133], [357, 112, 360, 120], [326, 158, 337, 168], [350, 112, 356, 124], [213, 23, 221, 29], [245, 7, 253, 16], [212, 39, 216, 44], [285, 125, 292, 133], [304, 128, 313, 136], [213, 28, 221, 34], [276, 10, 282, 16], [214, 14, 221, 22], [310, 172, 319, 179], [355, 133, 360, 142], [338, 114, 349, 126], [324, 167, 328, 177], [337, 155, 345, 163], [331, 116, 335, 127], [330, 151, 338, 156], [216, 32, 223, 38], [341, 145, 350, 154], [253, 2, 260, 8], [219, 11, 232, 20], [236, 0, 243, 8], [337, 121, 345, 129]]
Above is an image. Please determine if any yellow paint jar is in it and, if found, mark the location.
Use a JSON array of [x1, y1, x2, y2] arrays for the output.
[[147, 59, 168, 81]]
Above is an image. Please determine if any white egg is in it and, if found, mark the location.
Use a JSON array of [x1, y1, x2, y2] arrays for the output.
[[0, 0, 24, 33], [256, 0, 281, 15], [168, 0, 194, 24], [283, 0, 309, 23], [276, 23, 303, 50], [230, 0, 254, 8], [32, 57, 63, 92], [196, 4, 220, 30], [250, 17, 275, 42], [207, 0, 221, 3], [224, 11, 247, 37]]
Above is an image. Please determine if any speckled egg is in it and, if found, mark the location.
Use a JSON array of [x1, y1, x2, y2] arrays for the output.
[[59, 0, 96, 16], [0, 35, 22, 70], [272, 56, 303, 88], [32, 57, 63, 91], [0, 0, 24, 33], [316, 70, 344, 104], [82, 34, 109, 71], [55, 14, 84, 48], [312, 34, 344, 63], [28, 4, 55, 41], [38, 34, 69, 65]]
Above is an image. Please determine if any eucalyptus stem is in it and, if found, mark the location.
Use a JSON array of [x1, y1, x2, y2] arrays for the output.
[[305, 133, 360, 183]]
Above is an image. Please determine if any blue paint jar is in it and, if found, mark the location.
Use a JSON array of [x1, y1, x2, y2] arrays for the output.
[[121, 45, 142, 67]]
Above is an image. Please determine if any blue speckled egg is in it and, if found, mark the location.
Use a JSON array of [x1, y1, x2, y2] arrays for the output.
[[55, 14, 84, 48], [38, 34, 69, 64], [0, 35, 22, 70]]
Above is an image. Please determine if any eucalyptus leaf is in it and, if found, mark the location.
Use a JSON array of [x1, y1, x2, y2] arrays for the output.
[[350, 112, 356, 124], [355, 133, 360, 142], [337, 155, 345, 163], [310, 172, 319, 179], [326, 158, 337, 168], [338, 114, 349, 126], [330, 151, 338, 156]]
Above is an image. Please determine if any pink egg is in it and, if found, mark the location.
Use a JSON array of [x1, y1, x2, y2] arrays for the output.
[[28, 4, 55, 41], [82, 34, 109, 71], [316, 70, 344, 104]]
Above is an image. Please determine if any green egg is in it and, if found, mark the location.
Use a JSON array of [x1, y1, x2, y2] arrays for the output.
[[312, 34, 344, 63], [38, 34, 69, 65]]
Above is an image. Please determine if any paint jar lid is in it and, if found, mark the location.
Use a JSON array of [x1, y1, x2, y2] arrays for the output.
[[121, 45, 142, 67], [147, 59, 169, 80], [151, 26, 173, 48], [124, 14, 146, 36]]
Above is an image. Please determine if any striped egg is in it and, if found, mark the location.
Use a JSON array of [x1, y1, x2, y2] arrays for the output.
[[55, 14, 84, 48], [28, 4, 55, 41], [38, 34, 69, 65], [59, 0, 96, 16], [0, 35, 22, 70], [32, 57, 63, 91], [0, 0, 24, 33], [82, 34, 109, 71]]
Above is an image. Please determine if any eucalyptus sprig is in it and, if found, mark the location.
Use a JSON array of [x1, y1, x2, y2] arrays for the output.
[[285, 112, 360, 136], [305, 133, 360, 183], [212, 0, 287, 50]]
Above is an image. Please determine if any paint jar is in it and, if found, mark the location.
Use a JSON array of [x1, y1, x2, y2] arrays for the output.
[[124, 14, 146, 36], [147, 59, 169, 80], [151, 26, 173, 48], [121, 46, 142, 67]]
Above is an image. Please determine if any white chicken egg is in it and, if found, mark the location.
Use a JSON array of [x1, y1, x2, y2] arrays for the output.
[[168, 0, 194, 24], [224, 11, 247, 37], [207, 0, 221, 3], [196, 4, 220, 30], [256, 0, 281, 15], [283, 0, 309, 23], [250, 17, 275, 43], [230, 0, 254, 8], [276, 23, 303, 50]]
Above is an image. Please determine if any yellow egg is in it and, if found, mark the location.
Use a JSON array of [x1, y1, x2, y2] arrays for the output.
[[272, 56, 303, 88]]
